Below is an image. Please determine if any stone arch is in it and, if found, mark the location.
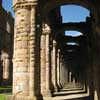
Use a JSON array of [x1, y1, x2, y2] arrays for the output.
[[41, 0, 97, 23], [57, 22, 89, 35], [42, 0, 91, 13], [65, 31, 83, 37]]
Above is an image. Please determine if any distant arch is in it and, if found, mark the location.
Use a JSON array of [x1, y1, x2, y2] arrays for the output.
[[42, 0, 93, 15], [65, 31, 83, 37]]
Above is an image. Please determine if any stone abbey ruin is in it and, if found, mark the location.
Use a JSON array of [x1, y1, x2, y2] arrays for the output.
[[0, 0, 100, 100]]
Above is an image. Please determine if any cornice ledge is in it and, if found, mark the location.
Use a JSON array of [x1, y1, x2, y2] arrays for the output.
[[13, 1, 38, 11]]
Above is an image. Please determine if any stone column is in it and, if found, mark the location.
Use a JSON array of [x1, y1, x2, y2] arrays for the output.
[[59, 58, 62, 88], [41, 23, 52, 96], [64, 63, 68, 84], [29, 5, 40, 98], [57, 49, 61, 89], [60, 56, 65, 87], [69, 72, 72, 83], [61, 59, 65, 87], [13, 0, 39, 99], [72, 78, 76, 84], [13, 6, 30, 95], [45, 25, 52, 96], [52, 40, 58, 92], [60, 60, 63, 86], [40, 24, 46, 96]]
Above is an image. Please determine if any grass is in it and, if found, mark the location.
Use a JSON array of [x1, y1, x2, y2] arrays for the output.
[[0, 86, 12, 93], [0, 94, 6, 100], [0, 86, 12, 90], [0, 86, 12, 100]]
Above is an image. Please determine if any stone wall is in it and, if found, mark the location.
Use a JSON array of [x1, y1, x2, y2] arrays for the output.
[[0, 5, 14, 86]]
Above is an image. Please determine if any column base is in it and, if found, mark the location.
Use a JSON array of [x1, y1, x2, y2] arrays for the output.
[[53, 87, 59, 92], [58, 83, 63, 89], [41, 90, 52, 97]]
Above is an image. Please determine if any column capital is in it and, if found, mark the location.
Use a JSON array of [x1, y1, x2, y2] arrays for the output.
[[42, 23, 51, 35], [58, 49, 60, 53], [53, 40, 57, 47], [13, 0, 38, 11]]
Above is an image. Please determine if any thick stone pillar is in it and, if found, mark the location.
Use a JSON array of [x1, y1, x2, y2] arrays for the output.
[[52, 40, 58, 92], [13, 0, 40, 99], [13, 6, 30, 95]]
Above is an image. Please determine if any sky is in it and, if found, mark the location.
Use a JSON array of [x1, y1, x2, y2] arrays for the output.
[[60, 5, 90, 23], [60, 5, 90, 36], [65, 31, 83, 37], [2, 0, 14, 16], [2, 1, 90, 36]]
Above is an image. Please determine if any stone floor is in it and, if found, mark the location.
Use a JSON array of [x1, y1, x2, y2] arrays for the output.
[[6, 83, 93, 100], [43, 83, 92, 100]]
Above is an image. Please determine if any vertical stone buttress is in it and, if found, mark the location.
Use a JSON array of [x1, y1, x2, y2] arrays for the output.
[[52, 40, 58, 92], [13, 0, 40, 99], [41, 23, 51, 96]]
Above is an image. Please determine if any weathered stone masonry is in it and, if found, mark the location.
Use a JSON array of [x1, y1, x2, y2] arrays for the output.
[[1, 0, 100, 100]]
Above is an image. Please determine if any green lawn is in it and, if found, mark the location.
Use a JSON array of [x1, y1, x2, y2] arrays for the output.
[[0, 86, 12, 100], [0, 94, 6, 100], [0, 86, 12, 93]]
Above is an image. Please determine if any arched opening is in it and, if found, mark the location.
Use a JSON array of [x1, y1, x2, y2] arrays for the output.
[[66, 42, 79, 46], [42, 0, 93, 16], [43, 2, 94, 99], [61, 5, 90, 23], [65, 31, 83, 37], [2, 0, 100, 100]]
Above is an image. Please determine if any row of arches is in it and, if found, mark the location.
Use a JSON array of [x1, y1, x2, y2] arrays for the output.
[[1, 0, 100, 100]]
